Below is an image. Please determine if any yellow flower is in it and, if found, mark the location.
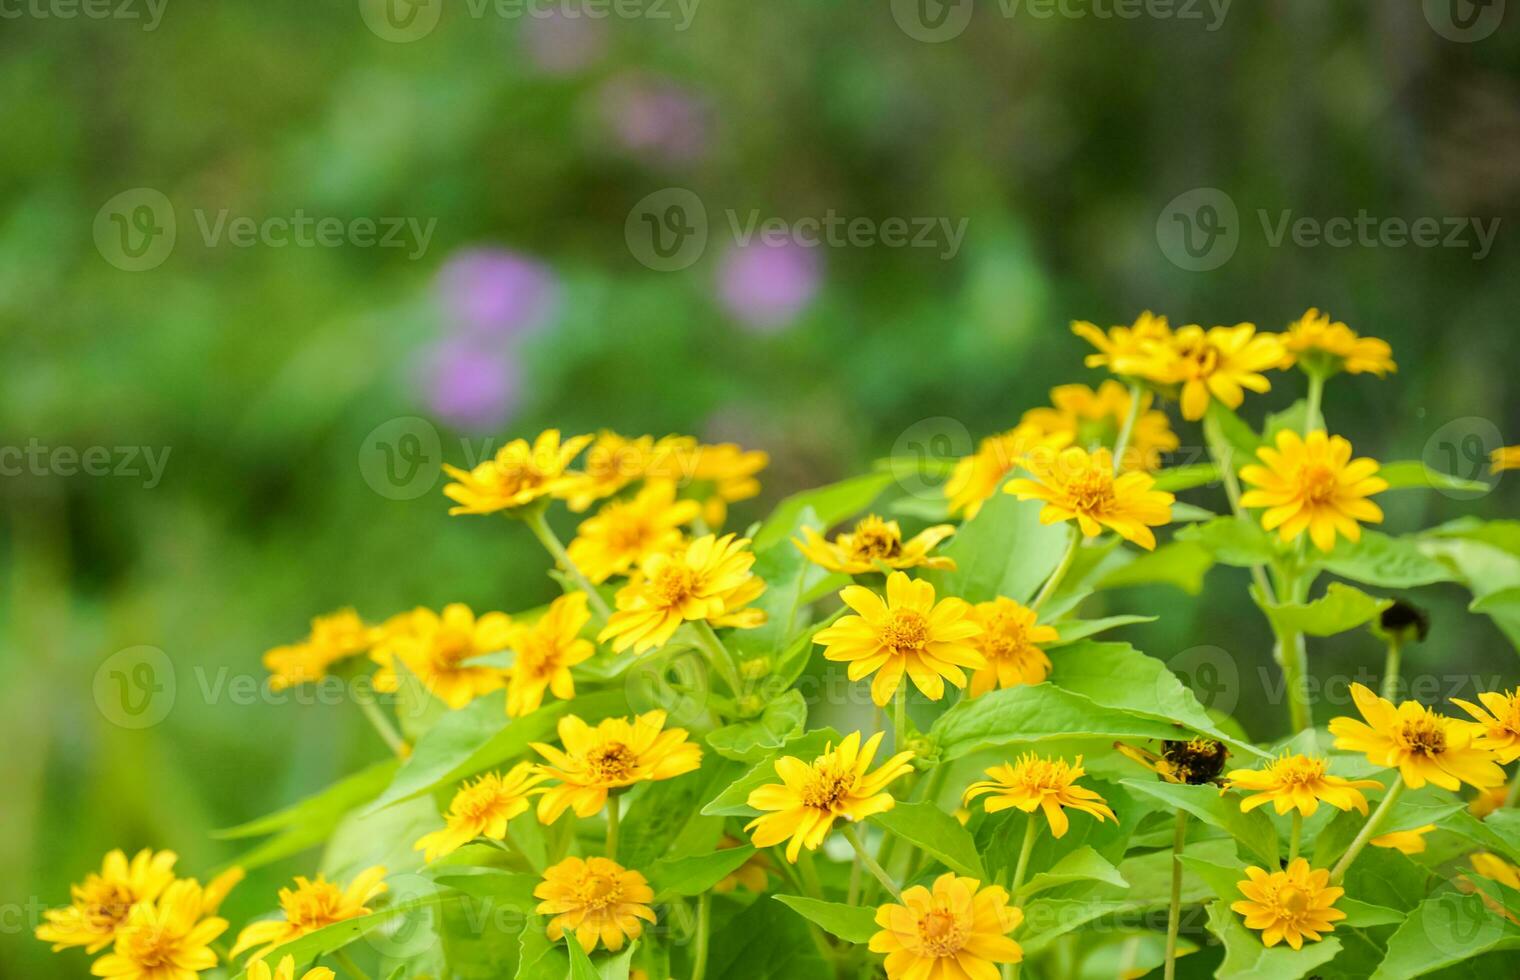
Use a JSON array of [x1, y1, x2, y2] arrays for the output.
[[371, 604, 511, 710], [262, 608, 378, 691], [1116, 739, 1229, 786], [504, 592, 595, 718], [1330, 683, 1505, 791], [1471, 784, 1510, 819], [1492, 446, 1520, 474], [36, 849, 179, 954], [744, 730, 914, 862], [1225, 754, 1383, 817], [1006, 446, 1174, 550], [684, 442, 768, 528], [794, 515, 957, 576], [1471, 852, 1520, 889], [598, 533, 766, 654], [442, 429, 593, 515], [967, 598, 1057, 697], [1153, 323, 1288, 421], [1230, 859, 1344, 950], [1239, 429, 1387, 553], [1282, 308, 1396, 377], [534, 856, 655, 953], [230, 866, 387, 963], [414, 763, 548, 861], [560, 431, 694, 512], [1452, 689, 1520, 763], [567, 481, 700, 583], [1071, 311, 1172, 377], [946, 423, 1073, 519], [248, 957, 336, 980], [1370, 825, 1436, 855], [91, 879, 228, 980], [1021, 381, 1179, 472], [713, 836, 771, 894], [868, 873, 1023, 979], [963, 754, 1116, 838], [813, 572, 984, 706], [532, 710, 702, 822]]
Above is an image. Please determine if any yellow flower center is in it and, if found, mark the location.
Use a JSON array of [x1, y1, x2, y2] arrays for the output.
[[1276, 884, 1311, 918], [80, 881, 135, 931], [801, 764, 853, 811], [431, 629, 474, 669], [586, 742, 638, 783], [576, 874, 622, 910], [651, 563, 697, 607], [1398, 716, 1447, 756], [848, 520, 902, 561], [1178, 339, 1221, 378], [284, 881, 347, 929], [1065, 467, 1116, 514], [120, 924, 177, 968], [916, 908, 966, 957], [881, 610, 930, 655], [455, 783, 507, 821], [1273, 756, 1328, 787], [1298, 463, 1339, 505], [984, 615, 1029, 662]]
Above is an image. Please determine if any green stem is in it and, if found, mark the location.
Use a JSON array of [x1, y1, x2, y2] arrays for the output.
[[893, 684, 909, 753], [847, 842, 864, 906], [1331, 777, 1405, 883], [522, 508, 612, 620], [1111, 381, 1145, 473], [1010, 811, 1040, 898], [1305, 373, 1325, 434], [1164, 810, 1187, 980], [331, 949, 371, 980], [1030, 526, 1080, 612], [841, 823, 899, 898], [355, 694, 407, 758], [1506, 771, 1520, 809], [691, 891, 712, 980], [1289, 812, 1302, 863], [1270, 564, 1314, 735], [1203, 413, 1276, 603], [604, 794, 621, 861], [798, 848, 826, 899], [693, 620, 745, 699], [1381, 638, 1403, 702]]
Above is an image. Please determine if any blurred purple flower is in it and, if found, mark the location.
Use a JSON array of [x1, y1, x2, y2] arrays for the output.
[[417, 339, 522, 432], [520, 10, 608, 76], [435, 248, 558, 339], [716, 241, 823, 333], [599, 75, 710, 167]]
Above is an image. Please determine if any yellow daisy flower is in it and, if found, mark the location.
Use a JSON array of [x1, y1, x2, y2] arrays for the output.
[[1230, 859, 1344, 950], [598, 533, 766, 654], [1492, 446, 1520, 474], [1370, 825, 1436, 855], [713, 836, 771, 894], [744, 730, 914, 863], [1224, 754, 1383, 817], [868, 873, 1024, 979], [262, 608, 378, 691], [566, 481, 700, 583], [531, 710, 703, 822], [684, 442, 768, 528], [442, 429, 593, 516], [249, 957, 336, 980], [371, 604, 511, 710], [534, 856, 656, 953], [1239, 429, 1387, 553], [1006, 445, 1174, 550], [1021, 381, 1179, 472], [91, 879, 228, 980], [1282, 308, 1396, 377], [1471, 784, 1510, 819], [1071, 311, 1173, 377], [1329, 683, 1505, 791], [967, 598, 1057, 697], [1452, 689, 1520, 763], [962, 754, 1116, 838], [414, 763, 548, 861], [793, 514, 957, 576], [560, 431, 694, 512], [813, 572, 984, 706], [504, 592, 595, 718], [1471, 852, 1520, 889], [1153, 323, 1288, 421], [35, 849, 179, 954], [230, 866, 387, 963], [946, 423, 1073, 519]]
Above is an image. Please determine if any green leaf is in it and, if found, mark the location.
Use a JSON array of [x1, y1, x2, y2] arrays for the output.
[[733, 506, 822, 659], [706, 690, 807, 763], [1256, 582, 1392, 637], [1121, 780, 1278, 866], [619, 755, 740, 868], [1096, 540, 1214, 594], [1021, 846, 1127, 897], [924, 491, 1070, 603], [1378, 460, 1490, 494], [1205, 901, 1342, 980], [928, 684, 1198, 762], [1178, 852, 1250, 904], [772, 895, 878, 943], [212, 759, 399, 871], [1177, 516, 1277, 567], [753, 473, 894, 552], [1045, 614, 1157, 647], [703, 897, 833, 979], [1170, 501, 1218, 523], [1152, 462, 1222, 492], [648, 846, 756, 901], [872, 801, 985, 877], [1438, 808, 1520, 866], [1322, 531, 1457, 589], [1339, 898, 1405, 928], [1369, 885, 1520, 980], [1207, 402, 1264, 471], [1264, 400, 1309, 440], [702, 728, 843, 816], [565, 932, 600, 980]]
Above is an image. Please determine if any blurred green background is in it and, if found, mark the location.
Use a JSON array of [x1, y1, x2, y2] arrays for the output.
[[3, 1, 1519, 975]]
